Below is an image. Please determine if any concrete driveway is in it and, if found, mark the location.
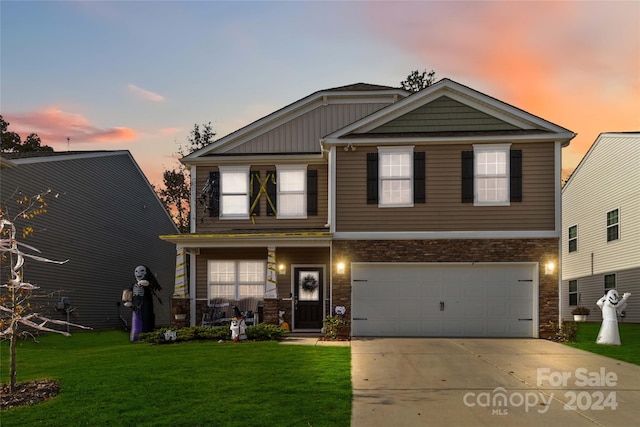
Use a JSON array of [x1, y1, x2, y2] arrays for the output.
[[351, 338, 640, 427]]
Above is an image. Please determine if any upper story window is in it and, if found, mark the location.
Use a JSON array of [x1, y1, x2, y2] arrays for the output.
[[606, 209, 619, 242], [277, 165, 307, 218], [568, 225, 578, 253], [378, 146, 413, 207], [462, 144, 521, 205], [604, 273, 616, 292], [474, 144, 510, 205], [219, 166, 249, 218]]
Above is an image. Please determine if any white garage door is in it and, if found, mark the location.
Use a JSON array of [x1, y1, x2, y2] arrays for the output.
[[352, 263, 537, 337]]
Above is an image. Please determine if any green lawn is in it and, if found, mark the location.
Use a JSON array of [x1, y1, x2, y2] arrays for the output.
[[0, 331, 352, 427], [564, 322, 640, 366]]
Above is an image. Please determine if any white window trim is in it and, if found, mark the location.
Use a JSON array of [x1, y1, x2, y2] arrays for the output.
[[568, 224, 578, 253], [606, 207, 620, 242], [473, 143, 511, 207], [378, 146, 414, 208], [219, 166, 250, 219], [568, 279, 578, 306], [603, 273, 617, 292], [207, 260, 266, 301], [276, 164, 307, 219]]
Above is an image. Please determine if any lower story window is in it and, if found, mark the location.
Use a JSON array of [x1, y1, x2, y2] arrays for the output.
[[208, 260, 265, 301], [604, 273, 616, 293], [568, 280, 578, 306]]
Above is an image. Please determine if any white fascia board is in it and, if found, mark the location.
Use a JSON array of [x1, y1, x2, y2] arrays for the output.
[[160, 236, 332, 248], [323, 79, 574, 142], [185, 153, 326, 166], [323, 132, 575, 146], [183, 89, 407, 161], [333, 230, 560, 240]]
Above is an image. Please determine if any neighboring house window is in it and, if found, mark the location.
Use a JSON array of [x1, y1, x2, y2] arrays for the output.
[[604, 273, 616, 292], [461, 146, 522, 204], [378, 146, 413, 207], [568, 225, 578, 253], [606, 209, 619, 242], [277, 165, 307, 218], [208, 260, 265, 300], [568, 280, 578, 306], [219, 166, 250, 218]]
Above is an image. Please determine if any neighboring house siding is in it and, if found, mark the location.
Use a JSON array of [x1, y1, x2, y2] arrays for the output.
[[195, 165, 329, 232], [227, 102, 392, 154], [335, 142, 555, 232], [562, 135, 640, 279], [369, 96, 520, 133], [0, 152, 178, 330], [561, 133, 640, 323], [561, 267, 640, 323]]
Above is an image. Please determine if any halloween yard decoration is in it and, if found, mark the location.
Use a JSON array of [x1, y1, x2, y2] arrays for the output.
[[123, 265, 162, 342], [596, 290, 631, 345]]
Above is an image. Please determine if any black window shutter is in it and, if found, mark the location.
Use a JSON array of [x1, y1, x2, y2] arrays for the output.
[[250, 171, 261, 216], [367, 152, 378, 204], [307, 169, 318, 216], [414, 151, 426, 203], [461, 151, 474, 203], [510, 149, 523, 202], [208, 171, 220, 217], [266, 170, 277, 216]]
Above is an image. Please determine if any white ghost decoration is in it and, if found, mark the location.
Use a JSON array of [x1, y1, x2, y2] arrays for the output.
[[596, 290, 631, 345]]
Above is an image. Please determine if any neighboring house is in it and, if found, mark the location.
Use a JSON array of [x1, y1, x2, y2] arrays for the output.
[[561, 132, 640, 323], [1, 151, 178, 330], [162, 79, 574, 338]]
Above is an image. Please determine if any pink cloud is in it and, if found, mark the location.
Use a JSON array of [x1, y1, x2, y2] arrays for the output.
[[363, 1, 640, 172], [159, 127, 180, 136], [128, 84, 165, 102], [3, 107, 137, 145]]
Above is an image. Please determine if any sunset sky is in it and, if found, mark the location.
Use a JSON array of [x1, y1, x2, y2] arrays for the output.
[[2, 1, 638, 186]]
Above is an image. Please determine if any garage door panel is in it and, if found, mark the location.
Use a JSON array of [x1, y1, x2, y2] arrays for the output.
[[352, 264, 536, 338]]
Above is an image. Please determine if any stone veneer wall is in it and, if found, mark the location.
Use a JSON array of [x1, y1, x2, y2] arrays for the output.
[[331, 239, 560, 338]]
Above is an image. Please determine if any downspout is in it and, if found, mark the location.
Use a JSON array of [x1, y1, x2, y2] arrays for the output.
[[556, 140, 564, 325]]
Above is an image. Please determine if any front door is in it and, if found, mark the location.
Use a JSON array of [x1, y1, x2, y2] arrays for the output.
[[293, 267, 323, 329]]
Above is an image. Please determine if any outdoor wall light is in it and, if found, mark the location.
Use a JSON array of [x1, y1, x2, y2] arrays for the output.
[[278, 263, 286, 275], [336, 262, 346, 275], [545, 262, 555, 275]]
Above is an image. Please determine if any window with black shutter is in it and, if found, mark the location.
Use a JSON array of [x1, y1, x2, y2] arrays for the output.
[[307, 169, 318, 216]]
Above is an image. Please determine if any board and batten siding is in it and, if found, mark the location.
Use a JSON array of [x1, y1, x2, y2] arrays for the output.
[[0, 152, 178, 330], [335, 142, 556, 232], [227, 102, 393, 154], [195, 165, 328, 233], [562, 135, 640, 280]]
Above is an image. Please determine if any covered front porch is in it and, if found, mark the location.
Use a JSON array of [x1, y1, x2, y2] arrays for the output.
[[160, 230, 333, 332]]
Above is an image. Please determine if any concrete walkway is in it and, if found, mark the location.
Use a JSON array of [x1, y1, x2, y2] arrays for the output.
[[351, 338, 640, 427]]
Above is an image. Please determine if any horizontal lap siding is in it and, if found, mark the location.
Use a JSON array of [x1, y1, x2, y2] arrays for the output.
[[336, 142, 555, 232], [196, 247, 329, 301], [195, 165, 328, 233], [0, 154, 177, 329]]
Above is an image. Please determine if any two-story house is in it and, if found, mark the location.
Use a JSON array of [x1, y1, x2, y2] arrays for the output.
[[162, 79, 574, 338], [561, 132, 639, 323]]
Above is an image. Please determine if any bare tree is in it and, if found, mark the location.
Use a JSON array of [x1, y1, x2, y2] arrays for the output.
[[400, 69, 436, 93], [1, 191, 90, 394]]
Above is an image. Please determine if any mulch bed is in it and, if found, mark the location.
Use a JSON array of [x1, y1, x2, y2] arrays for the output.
[[0, 379, 60, 410]]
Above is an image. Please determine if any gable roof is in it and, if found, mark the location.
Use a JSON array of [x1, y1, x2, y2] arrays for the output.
[[323, 78, 575, 145], [182, 84, 409, 162], [562, 132, 640, 190]]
